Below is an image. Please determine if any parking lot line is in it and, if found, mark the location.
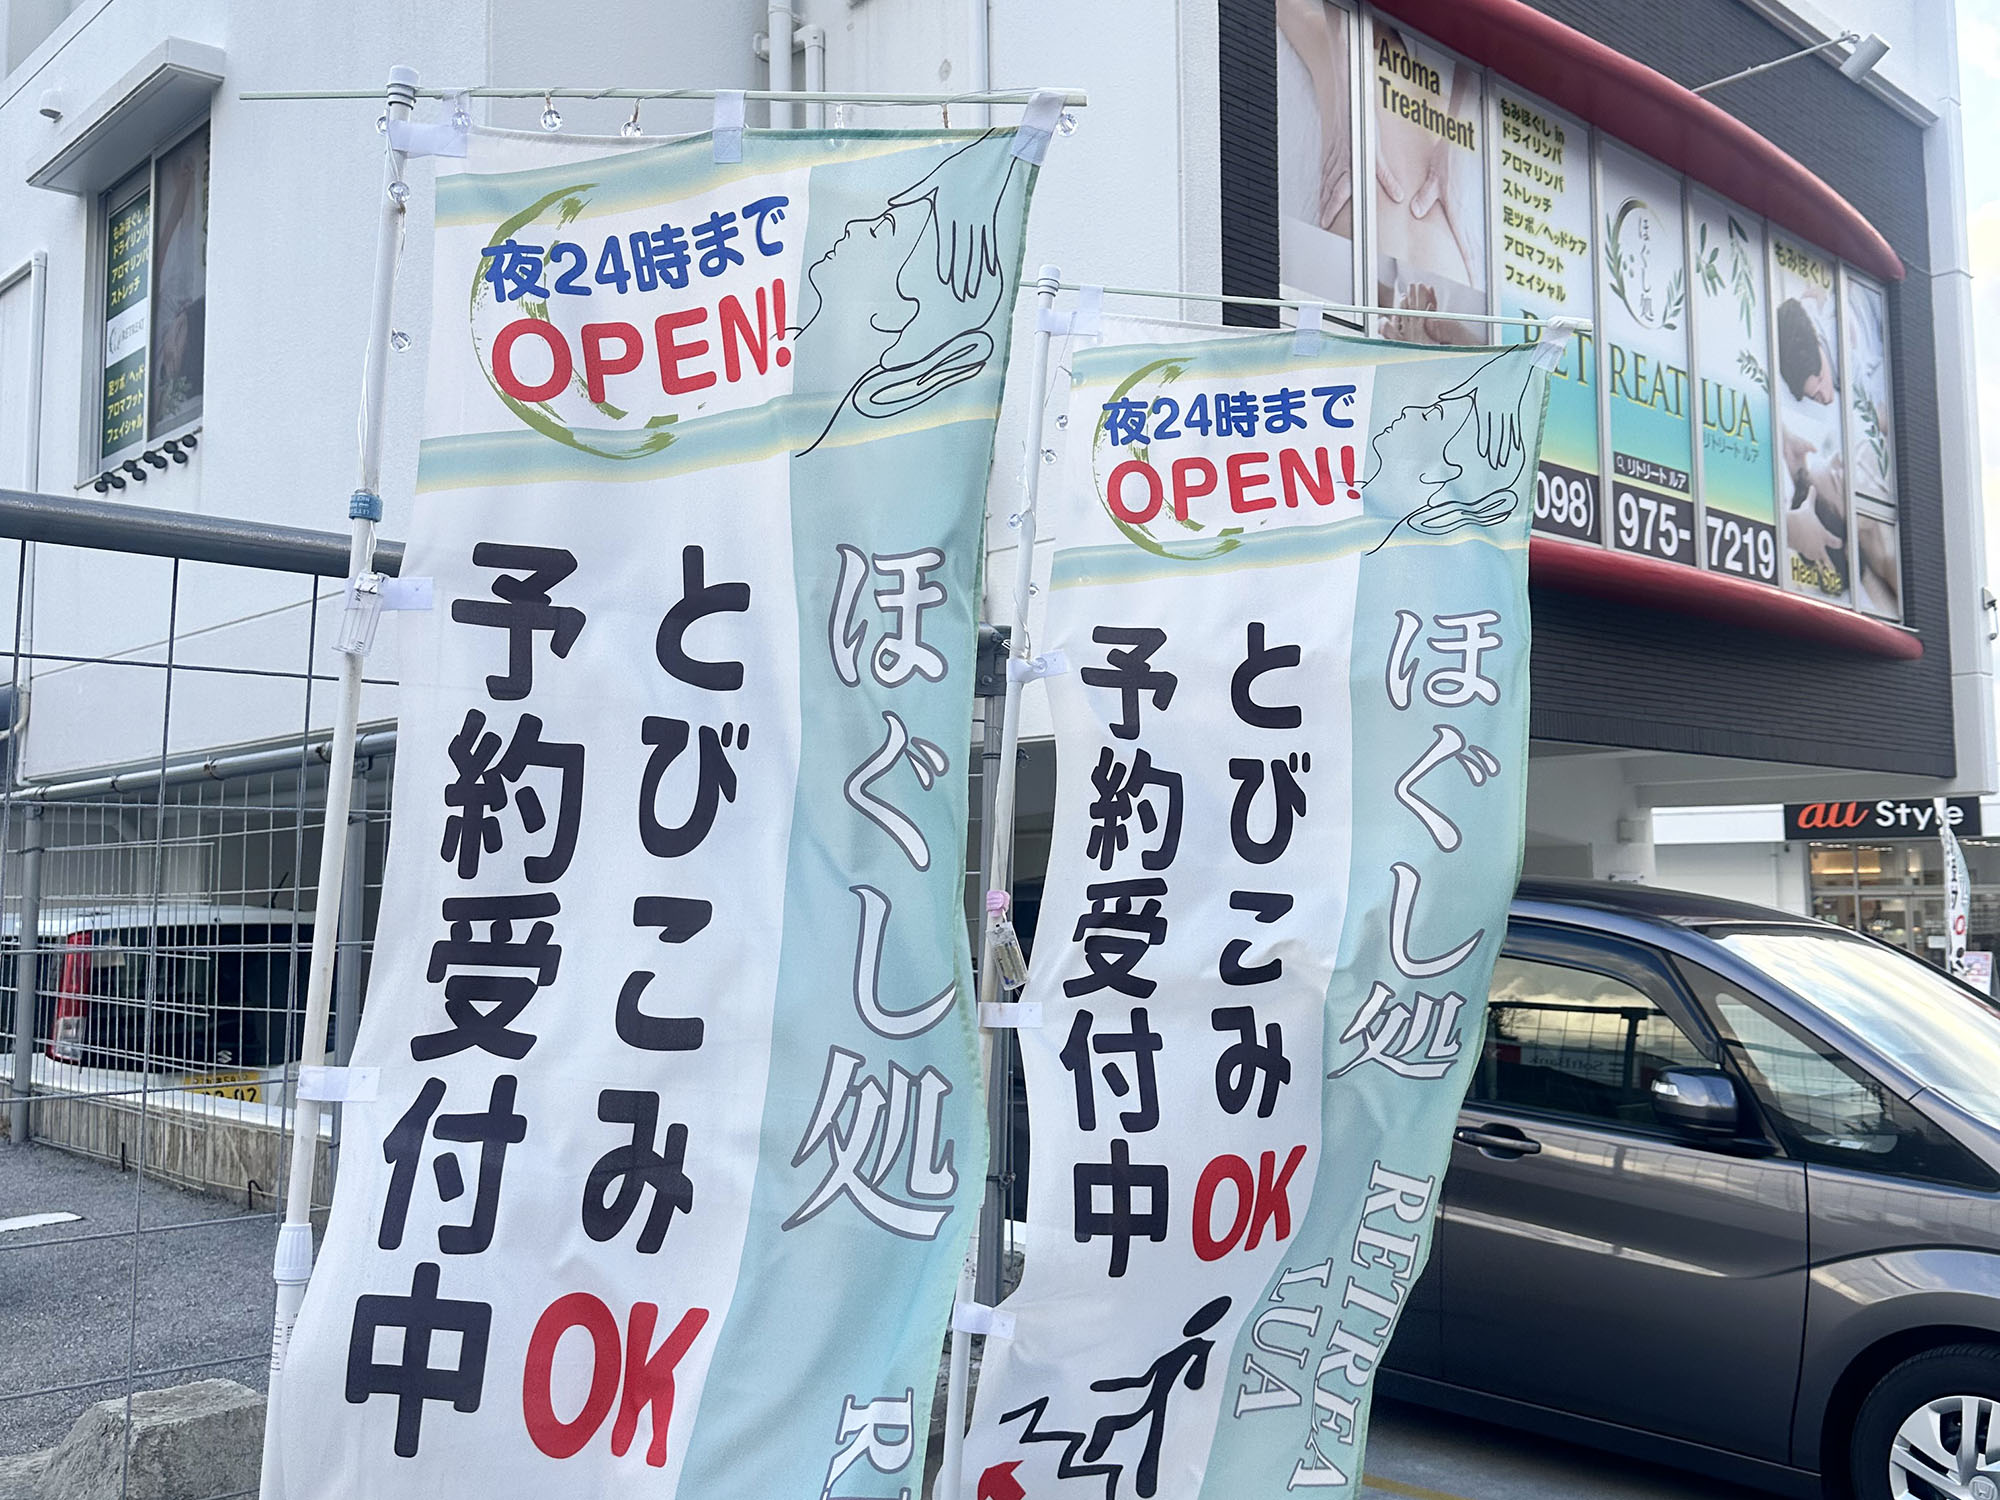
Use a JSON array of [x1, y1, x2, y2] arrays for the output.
[[1364, 1477, 1475, 1500], [0, 1211, 82, 1235]]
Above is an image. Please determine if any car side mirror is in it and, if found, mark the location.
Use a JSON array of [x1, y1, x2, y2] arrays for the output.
[[1650, 1067, 1741, 1134]]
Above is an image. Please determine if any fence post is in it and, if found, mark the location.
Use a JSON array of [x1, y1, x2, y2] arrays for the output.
[[7, 802, 42, 1144], [333, 767, 367, 1068]]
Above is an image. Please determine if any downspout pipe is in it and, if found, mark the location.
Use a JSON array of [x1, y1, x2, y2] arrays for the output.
[[968, 0, 990, 129]]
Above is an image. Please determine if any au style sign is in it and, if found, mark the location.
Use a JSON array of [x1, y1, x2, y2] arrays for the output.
[[1783, 797, 1982, 842]]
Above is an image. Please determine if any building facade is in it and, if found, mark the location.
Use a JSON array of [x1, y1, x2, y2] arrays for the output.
[[0, 0, 1989, 908]]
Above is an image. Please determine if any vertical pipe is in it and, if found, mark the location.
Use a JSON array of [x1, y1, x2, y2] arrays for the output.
[[802, 26, 827, 131], [332, 767, 366, 1069], [8, 805, 43, 1143], [767, 5, 795, 128], [938, 264, 1060, 1500], [258, 64, 416, 1500], [967, 0, 991, 130], [975, 701, 1007, 1305]]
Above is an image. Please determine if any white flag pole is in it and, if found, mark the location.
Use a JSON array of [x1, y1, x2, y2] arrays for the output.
[[257, 63, 417, 1500], [938, 263, 1061, 1500]]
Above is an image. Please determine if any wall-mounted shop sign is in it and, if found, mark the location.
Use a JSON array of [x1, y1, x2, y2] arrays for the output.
[[1274, 1, 1903, 625], [1784, 797, 1981, 842]]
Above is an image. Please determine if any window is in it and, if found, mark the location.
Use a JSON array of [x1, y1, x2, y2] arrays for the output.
[[1711, 926, 2000, 1133], [1676, 955, 1997, 1190], [1474, 952, 1710, 1129], [94, 121, 207, 475]]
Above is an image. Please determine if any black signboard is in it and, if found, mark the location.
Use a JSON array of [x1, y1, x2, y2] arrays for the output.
[[1783, 796, 1982, 842]]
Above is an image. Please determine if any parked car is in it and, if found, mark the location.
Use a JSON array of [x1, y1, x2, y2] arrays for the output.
[[1382, 877, 2000, 1500], [0, 904, 314, 1072]]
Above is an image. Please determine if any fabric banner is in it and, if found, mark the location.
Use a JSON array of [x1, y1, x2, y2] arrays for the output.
[[1939, 796, 1970, 982], [275, 123, 1038, 1498], [961, 320, 1556, 1499]]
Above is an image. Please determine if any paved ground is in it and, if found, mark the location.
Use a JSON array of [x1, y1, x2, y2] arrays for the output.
[[0, 1143, 276, 1457], [0, 1143, 1787, 1496], [1362, 1401, 1786, 1499]]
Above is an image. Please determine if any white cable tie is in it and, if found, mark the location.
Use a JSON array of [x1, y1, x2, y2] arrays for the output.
[[387, 117, 468, 159], [376, 576, 434, 611], [1072, 283, 1103, 336], [979, 1001, 1042, 1029], [952, 1301, 1016, 1339], [1007, 648, 1069, 683], [1011, 88, 1066, 164], [713, 90, 746, 162], [1293, 302, 1326, 356], [1533, 318, 1579, 371], [296, 1065, 379, 1103]]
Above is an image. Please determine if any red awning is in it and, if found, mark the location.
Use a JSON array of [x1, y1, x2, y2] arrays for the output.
[[1530, 538, 1922, 659], [1372, 0, 1904, 282]]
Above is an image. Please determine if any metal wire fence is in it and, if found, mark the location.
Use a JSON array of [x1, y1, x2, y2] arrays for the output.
[[0, 489, 1021, 1493], [0, 490, 400, 1490]]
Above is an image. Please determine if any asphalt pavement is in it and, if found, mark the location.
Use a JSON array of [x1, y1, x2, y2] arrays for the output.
[[0, 1142, 277, 1458], [1361, 1401, 1786, 1499], [1, 1142, 1786, 1497]]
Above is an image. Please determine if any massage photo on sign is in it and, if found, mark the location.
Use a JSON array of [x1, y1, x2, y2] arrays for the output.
[[1772, 251, 1848, 596], [1371, 25, 1487, 347]]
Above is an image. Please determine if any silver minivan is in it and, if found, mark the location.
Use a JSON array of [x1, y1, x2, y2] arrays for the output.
[[1382, 878, 2000, 1500]]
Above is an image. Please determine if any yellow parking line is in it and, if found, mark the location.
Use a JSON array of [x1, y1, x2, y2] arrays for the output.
[[1362, 1476, 1477, 1500]]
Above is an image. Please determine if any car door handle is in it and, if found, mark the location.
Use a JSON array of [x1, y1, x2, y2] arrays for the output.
[[1453, 1124, 1542, 1158]]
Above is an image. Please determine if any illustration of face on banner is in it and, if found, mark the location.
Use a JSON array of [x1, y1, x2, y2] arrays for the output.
[[1690, 187, 1778, 586], [1599, 141, 1695, 570], [273, 123, 1040, 1500], [960, 320, 1551, 1500], [1770, 233, 1848, 602]]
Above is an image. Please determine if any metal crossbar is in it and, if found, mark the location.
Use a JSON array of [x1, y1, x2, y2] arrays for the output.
[[0, 490, 397, 1488]]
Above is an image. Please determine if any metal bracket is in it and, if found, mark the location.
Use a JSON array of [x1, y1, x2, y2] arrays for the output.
[[975, 624, 1012, 698]]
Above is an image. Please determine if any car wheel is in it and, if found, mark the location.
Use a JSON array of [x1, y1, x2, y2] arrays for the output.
[[1851, 1344, 2000, 1500]]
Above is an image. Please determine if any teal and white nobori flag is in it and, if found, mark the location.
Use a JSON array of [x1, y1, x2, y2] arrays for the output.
[[275, 120, 1041, 1498], [960, 317, 1563, 1500]]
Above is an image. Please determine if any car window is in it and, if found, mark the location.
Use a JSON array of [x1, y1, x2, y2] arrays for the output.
[[1475, 953, 1710, 1131], [1676, 958, 1998, 1191], [1713, 926, 2000, 1133]]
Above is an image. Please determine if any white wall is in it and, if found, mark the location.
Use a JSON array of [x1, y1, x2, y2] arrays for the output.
[[1655, 840, 1809, 913], [0, 0, 1191, 778]]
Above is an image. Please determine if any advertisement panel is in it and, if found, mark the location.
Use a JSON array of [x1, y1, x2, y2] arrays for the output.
[[1598, 140, 1696, 567], [1846, 274, 1901, 618], [1277, 0, 1358, 309], [1770, 232, 1849, 600], [1782, 797, 1981, 842], [273, 124, 1039, 1499], [959, 319, 1554, 1498], [101, 185, 150, 461], [1369, 18, 1487, 345], [1494, 83, 1598, 546], [1689, 186, 1778, 584]]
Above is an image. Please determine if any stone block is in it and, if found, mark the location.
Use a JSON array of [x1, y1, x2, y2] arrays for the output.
[[0, 1451, 47, 1500], [34, 1380, 263, 1500]]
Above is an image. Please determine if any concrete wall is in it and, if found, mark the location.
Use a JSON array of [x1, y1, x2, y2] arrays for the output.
[[1655, 840, 1810, 913]]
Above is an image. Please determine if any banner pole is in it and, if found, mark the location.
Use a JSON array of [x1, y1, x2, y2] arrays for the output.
[[938, 262, 1062, 1500], [257, 63, 416, 1500]]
